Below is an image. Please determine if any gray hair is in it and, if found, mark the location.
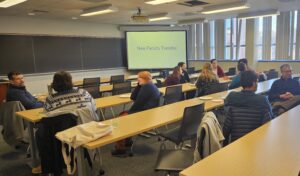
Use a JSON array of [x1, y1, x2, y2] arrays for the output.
[[280, 64, 291, 72]]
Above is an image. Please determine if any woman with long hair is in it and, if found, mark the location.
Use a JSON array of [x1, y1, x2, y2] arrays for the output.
[[165, 66, 182, 86], [196, 63, 219, 96]]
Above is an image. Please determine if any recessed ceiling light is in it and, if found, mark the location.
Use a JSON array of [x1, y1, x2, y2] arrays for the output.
[[28, 12, 35, 16], [238, 9, 280, 19], [145, 0, 178, 5], [0, 0, 27, 8], [72, 17, 78, 20], [81, 4, 118, 17], [201, 2, 249, 15], [149, 13, 171, 21]]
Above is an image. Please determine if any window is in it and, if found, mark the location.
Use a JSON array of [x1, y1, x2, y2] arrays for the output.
[[210, 21, 215, 59], [271, 15, 277, 60], [255, 17, 263, 60]]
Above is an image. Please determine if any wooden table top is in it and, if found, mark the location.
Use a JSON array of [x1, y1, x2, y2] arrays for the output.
[[180, 105, 300, 176]]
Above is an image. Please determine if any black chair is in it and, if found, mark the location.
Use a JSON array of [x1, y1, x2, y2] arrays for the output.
[[187, 67, 195, 74], [156, 79, 164, 88], [204, 82, 229, 95], [155, 104, 204, 174], [112, 81, 131, 95], [164, 85, 183, 105], [36, 114, 77, 175], [225, 67, 236, 76], [266, 70, 279, 80], [110, 75, 125, 84], [83, 85, 101, 98], [83, 77, 100, 86]]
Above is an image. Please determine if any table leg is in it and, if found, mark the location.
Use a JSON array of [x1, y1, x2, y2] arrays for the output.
[[76, 147, 85, 176], [28, 122, 39, 167]]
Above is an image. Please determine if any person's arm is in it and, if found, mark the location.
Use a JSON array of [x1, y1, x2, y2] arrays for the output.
[[268, 81, 281, 102], [184, 71, 190, 82], [130, 85, 141, 101], [14, 90, 42, 109], [262, 96, 274, 120], [218, 66, 225, 77], [222, 109, 233, 146], [228, 76, 240, 89]]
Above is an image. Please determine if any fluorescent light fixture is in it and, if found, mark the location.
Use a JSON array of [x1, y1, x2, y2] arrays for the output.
[[149, 13, 171, 21], [177, 18, 205, 25], [238, 9, 280, 19], [201, 2, 249, 14], [0, 0, 27, 8], [81, 4, 118, 17], [145, 0, 178, 5]]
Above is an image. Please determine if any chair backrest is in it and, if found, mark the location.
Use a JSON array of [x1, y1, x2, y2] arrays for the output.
[[38, 113, 77, 174], [110, 75, 125, 84], [164, 85, 183, 104], [187, 67, 195, 74], [226, 67, 236, 76], [112, 81, 131, 95], [83, 77, 100, 86], [204, 82, 228, 95], [82, 85, 101, 98], [156, 79, 164, 88], [178, 103, 205, 142], [266, 71, 279, 80]]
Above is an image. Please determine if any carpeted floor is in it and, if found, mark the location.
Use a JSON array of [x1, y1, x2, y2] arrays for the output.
[[0, 119, 189, 176]]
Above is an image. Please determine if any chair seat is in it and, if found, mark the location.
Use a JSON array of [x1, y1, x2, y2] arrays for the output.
[[160, 127, 195, 145], [155, 149, 194, 172]]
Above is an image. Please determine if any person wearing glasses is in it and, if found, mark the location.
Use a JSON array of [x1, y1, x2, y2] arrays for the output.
[[268, 64, 300, 102]]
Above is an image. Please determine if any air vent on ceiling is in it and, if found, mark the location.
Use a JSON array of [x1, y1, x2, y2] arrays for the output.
[[177, 0, 209, 7]]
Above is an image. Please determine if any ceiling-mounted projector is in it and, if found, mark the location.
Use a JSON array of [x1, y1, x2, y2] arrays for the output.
[[131, 7, 149, 23]]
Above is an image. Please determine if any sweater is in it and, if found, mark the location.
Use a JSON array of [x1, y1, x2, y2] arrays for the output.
[[6, 84, 43, 110], [165, 75, 180, 86], [129, 83, 160, 114], [44, 88, 98, 120], [268, 77, 300, 102], [195, 77, 219, 96]]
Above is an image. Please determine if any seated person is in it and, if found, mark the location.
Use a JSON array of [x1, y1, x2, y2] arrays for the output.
[[211, 59, 225, 78], [6, 71, 43, 109], [43, 71, 98, 119], [196, 63, 219, 96], [112, 71, 161, 156], [164, 66, 182, 86], [229, 62, 246, 89], [238, 58, 266, 81], [268, 64, 300, 102], [178, 62, 190, 83], [223, 70, 273, 145], [37, 71, 98, 175]]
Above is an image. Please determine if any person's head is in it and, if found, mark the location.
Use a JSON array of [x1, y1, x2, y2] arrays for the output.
[[137, 71, 152, 85], [238, 58, 248, 66], [200, 63, 217, 81], [280, 64, 292, 79], [172, 66, 182, 78], [7, 71, 25, 87], [178, 62, 187, 70], [237, 62, 247, 73], [210, 59, 218, 69], [52, 71, 73, 93], [241, 70, 258, 91]]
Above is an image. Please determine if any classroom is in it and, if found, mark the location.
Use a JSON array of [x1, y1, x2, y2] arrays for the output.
[[0, 0, 300, 175]]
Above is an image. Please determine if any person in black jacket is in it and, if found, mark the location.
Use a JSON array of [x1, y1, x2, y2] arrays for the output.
[[112, 71, 161, 156], [223, 70, 273, 145], [6, 71, 43, 109], [268, 64, 300, 102]]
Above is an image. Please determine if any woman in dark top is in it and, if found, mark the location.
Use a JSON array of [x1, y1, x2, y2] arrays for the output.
[[196, 63, 219, 96], [164, 66, 182, 86], [129, 71, 161, 114], [112, 71, 161, 156]]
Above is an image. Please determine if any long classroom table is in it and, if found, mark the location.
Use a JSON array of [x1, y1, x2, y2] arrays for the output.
[[180, 105, 300, 176], [15, 78, 275, 172]]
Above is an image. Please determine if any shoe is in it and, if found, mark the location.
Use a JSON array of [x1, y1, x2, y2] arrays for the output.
[[111, 149, 127, 156], [32, 165, 42, 174]]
